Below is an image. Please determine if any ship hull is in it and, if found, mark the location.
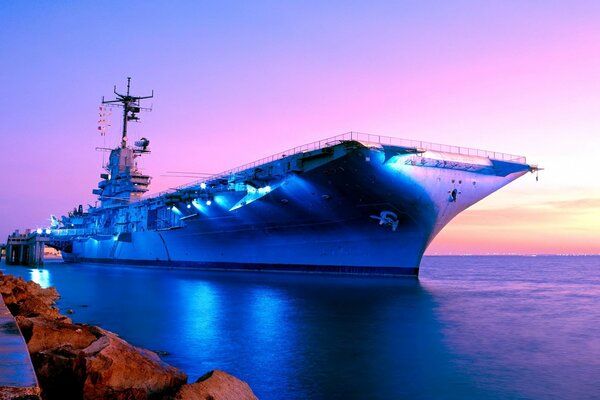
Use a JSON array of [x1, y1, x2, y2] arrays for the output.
[[61, 255, 420, 276], [59, 144, 531, 276]]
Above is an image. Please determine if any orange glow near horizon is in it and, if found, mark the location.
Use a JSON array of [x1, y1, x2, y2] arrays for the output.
[[427, 197, 600, 255]]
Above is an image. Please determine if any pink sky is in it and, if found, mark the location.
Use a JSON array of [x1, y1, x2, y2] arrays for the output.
[[1, 1, 599, 254]]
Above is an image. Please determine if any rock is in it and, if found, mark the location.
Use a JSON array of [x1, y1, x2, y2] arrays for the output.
[[0, 274, 61, 320], [31, 345, 83, 400], [0, 273, 256, 400], [19, 322, 186, 400], [24, 281, 60, 304], [0, 386, 41, 400], [77, 330, 187, 400], [173, 370, 257, 400], [16, 316, 98, 353], [0, 273, 58, 306], [12, 295, 62, 320]]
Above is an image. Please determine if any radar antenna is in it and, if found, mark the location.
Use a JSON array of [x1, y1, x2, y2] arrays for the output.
[[101, 77, 153, 149]]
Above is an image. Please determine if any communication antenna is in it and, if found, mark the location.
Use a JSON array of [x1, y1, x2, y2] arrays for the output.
[[101, 77, 154, 149]]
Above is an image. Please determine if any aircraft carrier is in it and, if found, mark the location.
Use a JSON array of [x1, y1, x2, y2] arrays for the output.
[[49, 79, 538, 276]]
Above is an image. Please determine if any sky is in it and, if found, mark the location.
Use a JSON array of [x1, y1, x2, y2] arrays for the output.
[[1, 1, 599, 255]]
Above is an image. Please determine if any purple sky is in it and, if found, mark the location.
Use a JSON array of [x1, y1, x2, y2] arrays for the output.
[[1, 1, 599, 253]]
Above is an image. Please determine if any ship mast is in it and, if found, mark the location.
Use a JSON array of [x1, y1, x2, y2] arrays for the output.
[[93, 78, 154, 208], [102, 77, 154, 149]]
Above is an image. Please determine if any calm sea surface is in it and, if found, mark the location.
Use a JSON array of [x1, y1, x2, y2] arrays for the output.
[[2, 256, 599, 399]]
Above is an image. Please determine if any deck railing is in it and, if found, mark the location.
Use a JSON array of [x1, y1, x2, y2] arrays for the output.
[[51, 228, 97, 237], [153, 131, 527, 197]]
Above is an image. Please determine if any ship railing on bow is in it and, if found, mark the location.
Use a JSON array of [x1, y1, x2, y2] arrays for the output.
[[151, 131, 527, 198]]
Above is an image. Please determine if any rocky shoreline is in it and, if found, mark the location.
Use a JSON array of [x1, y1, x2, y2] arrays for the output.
[[0, 271, 257, 400]]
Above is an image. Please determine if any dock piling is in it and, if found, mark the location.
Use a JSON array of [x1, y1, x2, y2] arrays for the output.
[[4, 230, 49, 267]]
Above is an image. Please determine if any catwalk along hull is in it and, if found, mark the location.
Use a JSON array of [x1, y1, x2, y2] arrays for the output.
[[60, 141, 532, 276]]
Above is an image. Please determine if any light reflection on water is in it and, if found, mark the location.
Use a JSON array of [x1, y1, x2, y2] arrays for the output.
[[29, 268, 51, 288], [2, 256, 599, 400]]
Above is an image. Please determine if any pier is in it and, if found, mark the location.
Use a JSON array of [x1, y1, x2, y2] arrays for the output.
[[3, 230, 49, 267]]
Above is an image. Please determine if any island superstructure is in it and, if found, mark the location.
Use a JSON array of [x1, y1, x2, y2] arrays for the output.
[[50, 79, 538, 276]]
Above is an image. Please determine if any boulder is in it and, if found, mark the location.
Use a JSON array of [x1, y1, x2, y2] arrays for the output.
[[22, 279, 60, 304], [173, 370, 257, 400], [16, 316, 97, 353], [12, 295, 62, 320], [0, 273, 49, 303], [31, 345, 83, 400], [0, 273, 61, 320], [77, 330, 187, 400], [0, 273, 256, 400]]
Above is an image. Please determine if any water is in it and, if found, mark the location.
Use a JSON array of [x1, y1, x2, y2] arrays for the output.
[[3, 256, 599, 399]]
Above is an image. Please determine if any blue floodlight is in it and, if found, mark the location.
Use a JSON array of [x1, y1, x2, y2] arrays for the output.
[[171, 206, 182, 215]]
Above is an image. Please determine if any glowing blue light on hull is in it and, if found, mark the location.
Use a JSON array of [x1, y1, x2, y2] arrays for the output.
[[170, 206, 183, 216], [213, 195, 229, 208], [192, 200, 205, 213], [229, 183, 279, 211]]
